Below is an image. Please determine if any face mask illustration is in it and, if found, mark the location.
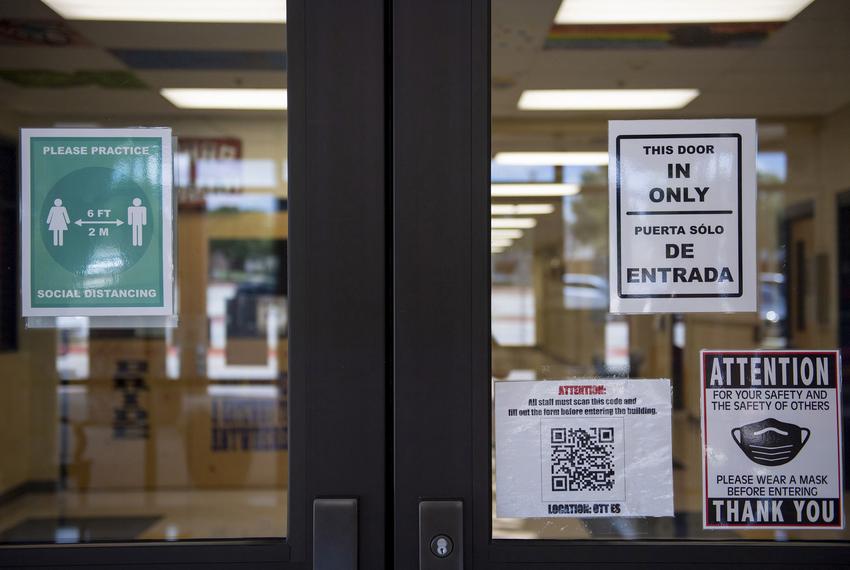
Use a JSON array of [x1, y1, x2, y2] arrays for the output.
[[731, 418, 810, 466]]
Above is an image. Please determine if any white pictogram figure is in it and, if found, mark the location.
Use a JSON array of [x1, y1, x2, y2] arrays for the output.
[[46, 198, 70, 246], [127, 198, 147, 247]]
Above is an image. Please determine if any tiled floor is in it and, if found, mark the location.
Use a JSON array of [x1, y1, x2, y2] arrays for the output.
[[0, 516, 161, 543], [0, 489, 287, 543]]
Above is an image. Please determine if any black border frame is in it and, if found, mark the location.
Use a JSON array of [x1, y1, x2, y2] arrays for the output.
[[5, 0, 850, 567], [615, 133, 744, 299]]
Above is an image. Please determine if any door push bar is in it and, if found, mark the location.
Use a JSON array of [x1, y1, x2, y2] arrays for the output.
[[314, 498, 358, 570]]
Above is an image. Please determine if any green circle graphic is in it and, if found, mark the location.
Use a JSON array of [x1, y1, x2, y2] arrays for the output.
[[40, 166, 154, 277]]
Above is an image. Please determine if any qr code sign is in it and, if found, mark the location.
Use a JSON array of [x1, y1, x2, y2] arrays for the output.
[[549, 427, 615, 492], [541, 418, 625, 502]]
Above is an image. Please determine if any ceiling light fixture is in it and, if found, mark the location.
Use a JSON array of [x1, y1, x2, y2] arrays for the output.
[[161, 88, 287, 110], [492, 218, 537, 229], [491, 238, 514, 248], [492, 204, 556, 216], [494, 152, 608, 166], [491, 229, 524, 239], [555, 0, 814, 25], [491, 184, 580, 197], [518, 89, 699, 111], [42, 0, 287, 23]]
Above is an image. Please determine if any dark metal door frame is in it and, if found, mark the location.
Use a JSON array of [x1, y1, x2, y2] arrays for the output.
[[392, 0, 488, 567], [0, 0, 388, 566], [391, 0, 850, 567], [5, 0, 850, 567]]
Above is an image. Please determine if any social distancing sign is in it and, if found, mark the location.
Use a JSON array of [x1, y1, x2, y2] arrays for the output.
[[701, 350, 844, 529], [21, 128, 174, 317], [495, 379, 673, 518], [609, 119, 757, 313]]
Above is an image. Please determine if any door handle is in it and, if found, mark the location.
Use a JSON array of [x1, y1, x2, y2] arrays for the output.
[[419, 500, 463, 569], [313, 498, 358, 570]]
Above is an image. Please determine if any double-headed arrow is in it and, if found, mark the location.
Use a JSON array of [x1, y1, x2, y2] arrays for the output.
[[75, 219, 124, 226]]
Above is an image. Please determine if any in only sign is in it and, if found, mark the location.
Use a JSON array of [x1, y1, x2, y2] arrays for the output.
[[608, 119, 757, 313]]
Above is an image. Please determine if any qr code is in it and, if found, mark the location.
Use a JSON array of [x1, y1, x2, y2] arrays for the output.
[[549, 427, 615, 492], [540, 418, 624, 502]]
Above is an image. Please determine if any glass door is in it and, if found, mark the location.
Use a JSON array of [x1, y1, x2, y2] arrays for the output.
[[6, 1, 850, 568], [393, 0, 850, 567], [0, 0, 388, 567]]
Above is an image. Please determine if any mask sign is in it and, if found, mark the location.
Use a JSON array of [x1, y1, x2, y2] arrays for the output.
[[608, 119, 757, 314], [701, 350, 844, 529], [495, 379, 673, 518]]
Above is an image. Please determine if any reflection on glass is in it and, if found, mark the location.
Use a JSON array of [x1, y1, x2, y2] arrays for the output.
[[207, 239, 286, 380], [0, 1, 288, 544], [56, 317, 90, 379], [492, 0, 849, 542]]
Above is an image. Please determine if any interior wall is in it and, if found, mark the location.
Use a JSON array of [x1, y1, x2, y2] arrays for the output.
[[816, 101, 850, 344], [26, 329, 59, 483], [0, 110, 22, 140], [0, 351, 32, 495]]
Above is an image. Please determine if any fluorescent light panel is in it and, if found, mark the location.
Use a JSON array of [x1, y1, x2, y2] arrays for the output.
[[492, 204, 555, 216], [491, 184, 579, 197], [161, 88, 287, 110], [494, 152, 608, 166], [42, 0, 287, 23], [555, 0, 814, 24], [491, 229, 523, 239], [491, 247, 506, 254], [492, 218, 537, 229], [491, 238, 514, 248], [518, 89, 699, 111]]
